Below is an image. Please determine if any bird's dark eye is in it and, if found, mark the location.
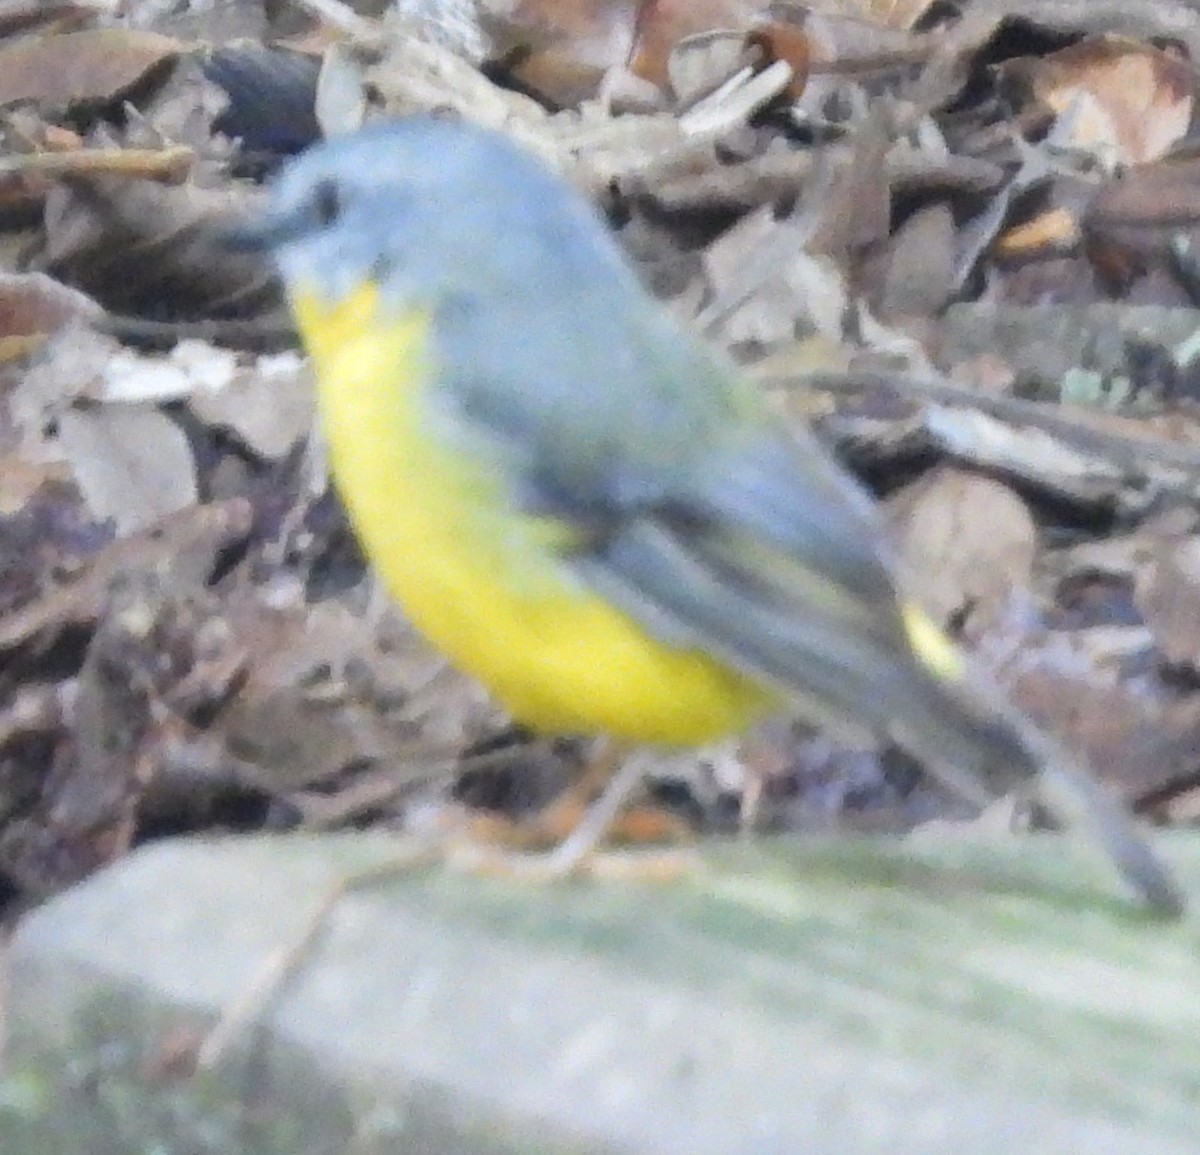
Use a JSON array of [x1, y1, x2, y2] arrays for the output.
[[311, 178, 341, 227]]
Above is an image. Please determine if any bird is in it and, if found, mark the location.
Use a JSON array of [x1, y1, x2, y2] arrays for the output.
[[231, 115, 1183, 914]]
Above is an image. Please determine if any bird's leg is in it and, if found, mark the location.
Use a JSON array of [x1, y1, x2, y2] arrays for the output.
[[448, 740, 697, 880]]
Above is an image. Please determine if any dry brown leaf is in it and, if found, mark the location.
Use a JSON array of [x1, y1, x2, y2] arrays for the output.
[[37, 176, 276, 320], [1007, 668, 1194, 805], [702, 205, 847, 347], [0, 455, 74, 517], [1083, 155, 1200, 292], [0, 456, 88, 624], [486, 0, 781, 95], [58, 404, 197, 534], [186, 346, 314, 460], [993, 207, 1081, 261], [1136, 535, 1200, 672], [1088, 156, 1200, 229], [0, 271, 101, 362], [0, 498, 252, 658], [62, 337, 315, 460], [496, 0, 639, 71], [0, 28, 184, 110], [769, 0, 940, 37], [506, 50, 625, 108], [880, 202, 955, 318], [16, 569, 251, 891], [9, 326, 122, 461], [1007, 35, 1193, 167], [217, 600, 490, 798], [798, 5, 925, 89], [9, 328, 202, 526], [630, 0, 768, 87], [0, 0, 97, 40], [888, 466, 1037, 636], [830, 0, 939, 32], [0, 683, 62, 827]]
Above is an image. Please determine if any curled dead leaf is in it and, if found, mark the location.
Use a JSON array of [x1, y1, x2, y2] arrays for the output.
[[630, 0, 770, 88], [746, 22, 810, 99], [668, 21, 810, 107]]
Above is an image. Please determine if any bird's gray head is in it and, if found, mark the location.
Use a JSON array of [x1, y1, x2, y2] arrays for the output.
[[238, 116, 627, 309]]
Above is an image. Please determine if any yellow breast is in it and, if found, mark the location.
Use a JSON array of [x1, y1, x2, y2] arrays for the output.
[[291, 282, 772, 745]]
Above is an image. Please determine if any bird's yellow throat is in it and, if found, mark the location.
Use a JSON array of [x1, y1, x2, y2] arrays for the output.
[[289, 281, 772, 744]]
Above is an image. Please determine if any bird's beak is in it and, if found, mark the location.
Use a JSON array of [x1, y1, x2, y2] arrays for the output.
[[217, 202, 311, 253]]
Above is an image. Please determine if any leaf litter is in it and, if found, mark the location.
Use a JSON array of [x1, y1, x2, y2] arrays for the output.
[[1, 0, 1200, 909]]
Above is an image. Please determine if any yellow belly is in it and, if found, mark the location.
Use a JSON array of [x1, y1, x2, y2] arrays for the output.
[[293, 284, 772, 745]]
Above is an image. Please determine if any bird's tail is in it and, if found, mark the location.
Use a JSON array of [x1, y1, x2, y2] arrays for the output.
[[890, 606, 1184, 916]]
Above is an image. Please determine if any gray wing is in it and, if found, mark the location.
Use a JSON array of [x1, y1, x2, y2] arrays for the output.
[[428, 273, 938, 739], [568, 439, 942, 744]]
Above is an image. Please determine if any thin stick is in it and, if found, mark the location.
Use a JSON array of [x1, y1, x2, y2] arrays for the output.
[[196, 841, 438, 1070]]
